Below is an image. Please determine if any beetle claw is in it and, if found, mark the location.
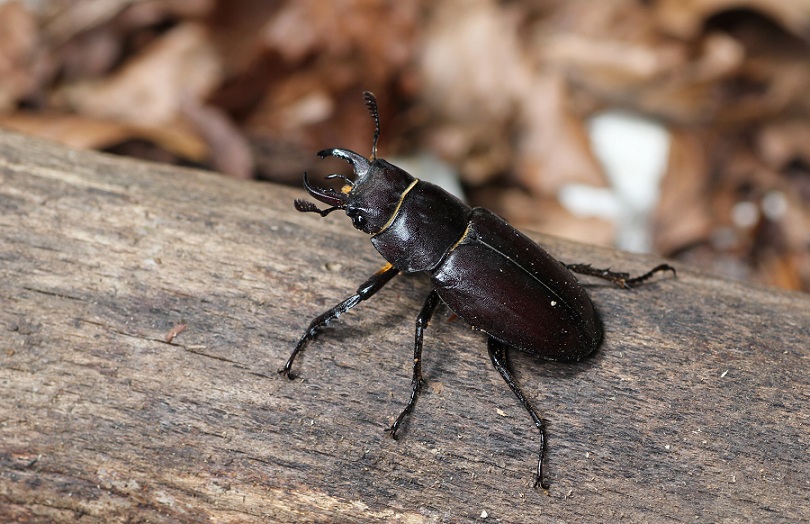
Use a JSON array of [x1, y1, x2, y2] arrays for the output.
[[277, 367, 296, 380]]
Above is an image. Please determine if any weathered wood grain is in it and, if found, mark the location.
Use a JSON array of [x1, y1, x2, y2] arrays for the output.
[[1, 130, 808, 523]]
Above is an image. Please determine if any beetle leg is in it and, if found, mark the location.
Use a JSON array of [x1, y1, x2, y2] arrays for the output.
[[387, 290, 441, 439], [279, 263, 399, 379], [488, 337, 550, 490], [624, 263, 676, 287], [566, 263, 675, 289]]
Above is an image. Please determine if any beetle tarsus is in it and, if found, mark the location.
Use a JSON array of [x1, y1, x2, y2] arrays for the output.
[[624, 264, 676, 287], [534, 469, 551, 491]]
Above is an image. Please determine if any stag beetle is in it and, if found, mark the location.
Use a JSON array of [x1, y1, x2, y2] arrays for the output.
[[281, 92, 675, 489]]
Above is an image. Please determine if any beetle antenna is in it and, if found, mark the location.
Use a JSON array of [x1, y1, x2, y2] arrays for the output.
[[294, 199, 342, 217], [363, 91, 380, 160]]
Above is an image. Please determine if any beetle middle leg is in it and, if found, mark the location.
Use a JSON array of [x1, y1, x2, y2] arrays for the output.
[[388, 290, 441, 439], [488, 337, 550, 490], [566, 263, 675, 289], [280, 263, 399, 378]]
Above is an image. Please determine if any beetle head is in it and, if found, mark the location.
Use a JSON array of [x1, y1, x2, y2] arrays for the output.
[[294, 92, 415, 234]]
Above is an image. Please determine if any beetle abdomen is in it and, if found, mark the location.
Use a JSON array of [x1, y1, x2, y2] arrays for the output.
[[431, 208, 602, 362]]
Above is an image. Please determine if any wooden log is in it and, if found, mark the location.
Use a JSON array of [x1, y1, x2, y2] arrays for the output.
[[1, 129, 808, 523]]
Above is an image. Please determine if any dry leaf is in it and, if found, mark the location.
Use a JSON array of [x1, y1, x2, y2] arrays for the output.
[[53, 22, 222, 126], [515, 73, 605, 195], [418, 0, 530, 184], [652, 131, 714, 254], [757, 119, 810, 170], [181, 99, 253, 179], [653, 0, 810, 40], [0, 111, 207, 160], [0, 2, 39, 112]]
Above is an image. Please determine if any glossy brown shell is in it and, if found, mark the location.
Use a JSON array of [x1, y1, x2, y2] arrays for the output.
[[431, 208, 602, 362]]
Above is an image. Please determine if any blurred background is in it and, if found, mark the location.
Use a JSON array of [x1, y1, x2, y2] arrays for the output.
[[1, 0, 808, 291]]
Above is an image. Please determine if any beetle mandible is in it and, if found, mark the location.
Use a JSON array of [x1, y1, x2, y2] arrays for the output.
[[281, 91, 675, 489]]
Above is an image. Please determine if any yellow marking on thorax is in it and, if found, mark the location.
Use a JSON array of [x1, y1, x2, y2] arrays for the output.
[[371, 179, 419, 237], [448, 222, 472, 253], [375, 262, 394, 274]]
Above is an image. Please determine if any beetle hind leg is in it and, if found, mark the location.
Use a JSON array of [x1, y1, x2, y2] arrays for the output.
[[566, 263, 675, 289], [488, 337, 550, 490], [624, 263, 676, 286], [387, 290, 441, 439]]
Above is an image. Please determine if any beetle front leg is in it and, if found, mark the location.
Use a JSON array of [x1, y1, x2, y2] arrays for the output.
[[279, 263, 399, 379], [488, 337, 550, 490], [566, 263, 675, 289], [387, 290, 441, 439]]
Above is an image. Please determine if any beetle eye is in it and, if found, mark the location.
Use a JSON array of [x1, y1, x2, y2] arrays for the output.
[[347, 208, 367, 230], [352, 214, 366, 229]]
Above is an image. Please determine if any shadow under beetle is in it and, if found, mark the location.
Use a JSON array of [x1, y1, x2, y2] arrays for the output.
[[281, 91, 675, 489]]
